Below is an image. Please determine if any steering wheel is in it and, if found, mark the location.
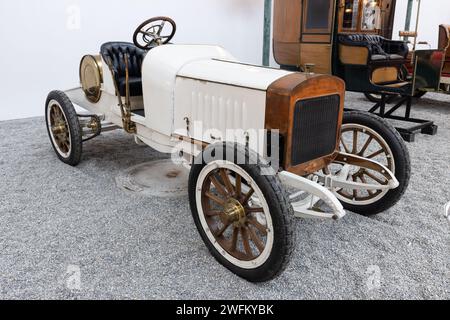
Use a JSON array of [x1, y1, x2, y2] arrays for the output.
[[133, 17, 177, 50]]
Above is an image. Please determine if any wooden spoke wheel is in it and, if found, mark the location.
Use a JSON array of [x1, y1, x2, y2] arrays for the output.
[[332, 111, 411, 216], [336, 123, 395, 205], [45, 91, 82, 166], [199, 164, 273, 265], [189, 143, 295, 282], [48, 102, 71, 157]]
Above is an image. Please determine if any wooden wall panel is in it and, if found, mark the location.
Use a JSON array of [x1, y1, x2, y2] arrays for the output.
[[273, 42, 301, 66], [273, 0, 302, 43], [300, 44, 333, 74], [301, 34, 332, 43]]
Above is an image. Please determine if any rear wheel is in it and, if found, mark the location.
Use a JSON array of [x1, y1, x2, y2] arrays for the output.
[[189, 143, 295, 282], [45, 91, 82, 166], [333, 111, 411, 215]]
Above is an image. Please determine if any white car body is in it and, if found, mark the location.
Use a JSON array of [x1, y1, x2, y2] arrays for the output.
[[65, 44, 399, 221]]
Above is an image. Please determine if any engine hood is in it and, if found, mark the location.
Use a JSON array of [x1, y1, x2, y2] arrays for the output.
[[142, 44, 292, 136], [178, 59, 292, 91]]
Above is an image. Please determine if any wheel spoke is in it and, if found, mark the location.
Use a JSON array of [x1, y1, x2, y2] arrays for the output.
[[235, 175, 242, 198], [240, 228, 254, 258], [220, 169, 235, 195], [57, 107, 63, 119], [358, 136, 373, 156], [367, 149, 385, 159], [210, 175, 228, 198], [205, 192, 226, 206], [242, 188, 255, 205], [205, 210, 222, 217], [247, 217, 268, 235], [341, 140, 351, 154], [246, 207, 264, 214], [50, 108, 57, 123], [352, 130, 359, 154], [247, 225, 265, 253], [363, 170, 387, 186], [230, 227, 239, 252], [215, 222, 231, 237]]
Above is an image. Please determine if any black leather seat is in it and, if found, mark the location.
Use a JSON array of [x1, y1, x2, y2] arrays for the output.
[[338, 34, 408, 65], [100, 42, 147, 96]]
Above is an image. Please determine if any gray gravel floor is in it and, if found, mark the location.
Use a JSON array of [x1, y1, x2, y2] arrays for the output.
[[0, 92, 449, 300]]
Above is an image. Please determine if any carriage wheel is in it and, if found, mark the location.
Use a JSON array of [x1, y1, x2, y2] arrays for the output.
[[331, 111, 411, 215], [45, 91, 82, 166], [189, 143, 295, 282]]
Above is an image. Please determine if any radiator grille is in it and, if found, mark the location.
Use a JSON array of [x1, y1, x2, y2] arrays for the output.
[[291, 95, 340, 166]]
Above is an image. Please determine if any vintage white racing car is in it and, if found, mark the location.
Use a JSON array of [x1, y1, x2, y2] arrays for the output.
[[45, 17, 411, 282]]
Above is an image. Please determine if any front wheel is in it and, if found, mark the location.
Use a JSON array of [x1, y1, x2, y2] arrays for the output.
[[189, 143, 295, 282], [334, 111, 411, 215], [45, 91, 83, 166]]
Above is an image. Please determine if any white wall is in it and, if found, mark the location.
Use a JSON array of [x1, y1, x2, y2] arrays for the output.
[[0, 0, 265, 121], [392, 0, 450, 48], [1, 0, 449, 121]]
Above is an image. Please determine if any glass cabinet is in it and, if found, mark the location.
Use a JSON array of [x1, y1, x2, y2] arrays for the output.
[[340, 0, 383, 33], [343, 0, 360, 30]]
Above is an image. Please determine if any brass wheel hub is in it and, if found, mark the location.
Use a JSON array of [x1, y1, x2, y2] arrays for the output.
[[52, 122, 67, 135], [224, 198, 246, 224], [49, 103, 71, 156]]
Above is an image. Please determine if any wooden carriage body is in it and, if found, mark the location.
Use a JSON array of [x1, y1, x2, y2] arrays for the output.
[[273, 0, 445, 142], [273, 0, 397, 74]]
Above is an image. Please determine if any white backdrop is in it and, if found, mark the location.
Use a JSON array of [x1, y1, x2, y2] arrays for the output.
[[0, 0, 265, 121], [1, 0, 449, 121], [393, 0, 450, 48]]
